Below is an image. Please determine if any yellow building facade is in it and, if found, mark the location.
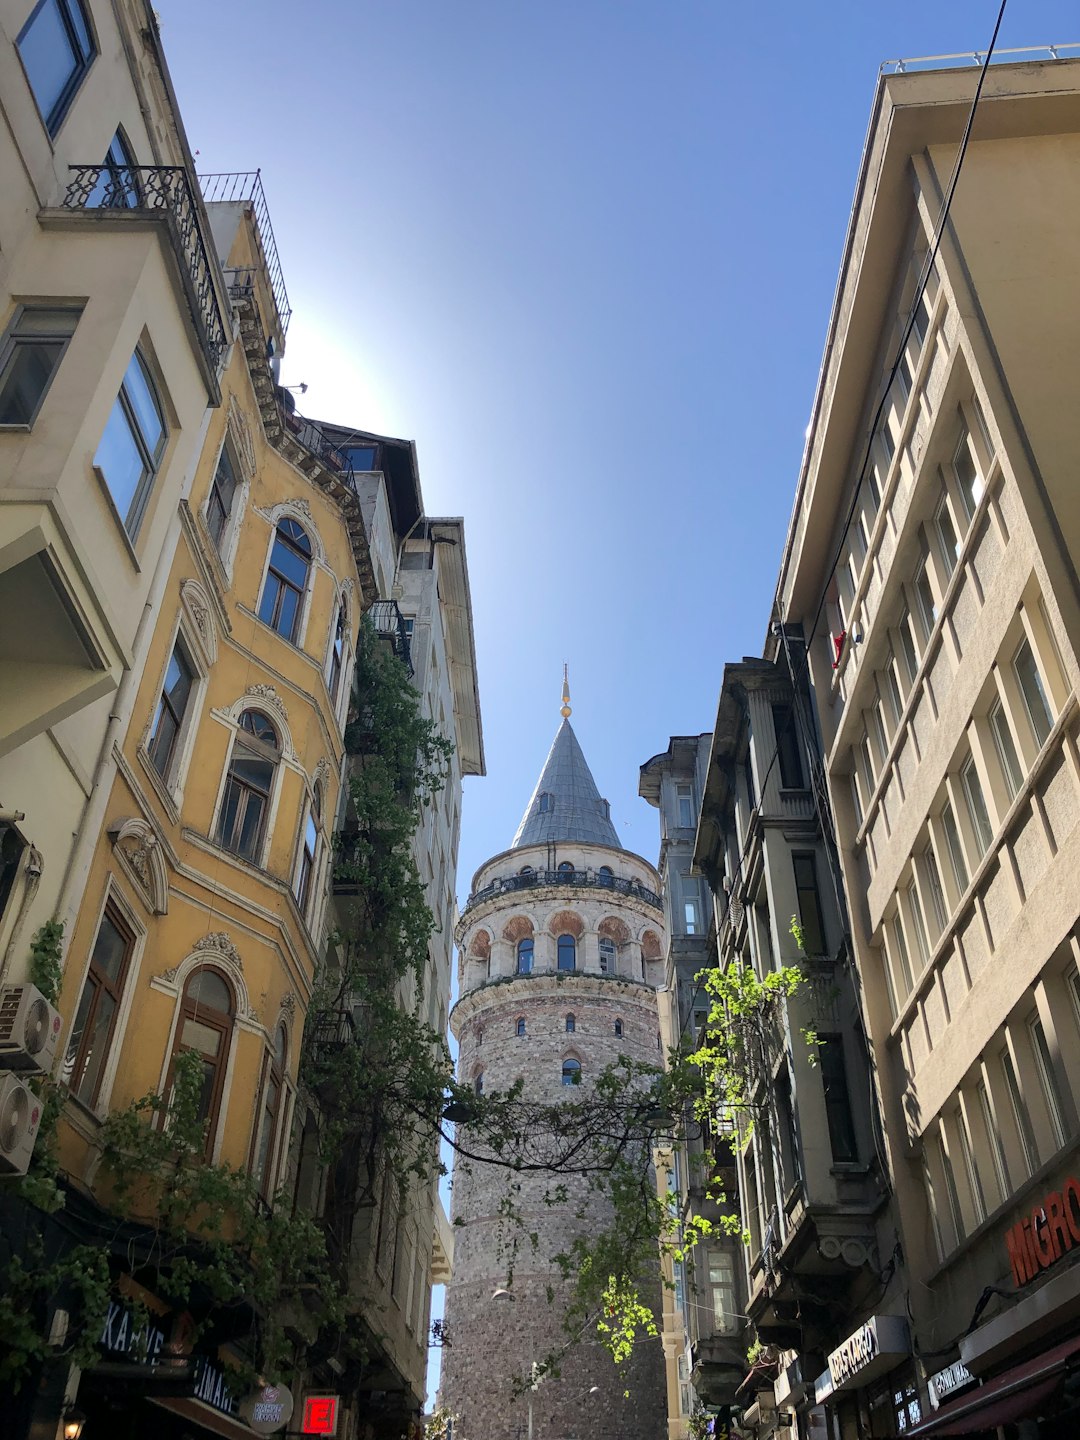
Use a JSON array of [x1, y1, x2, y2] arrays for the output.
[[56, 193, 369, 1196]]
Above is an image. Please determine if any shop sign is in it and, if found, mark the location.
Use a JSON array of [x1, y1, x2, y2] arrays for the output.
[[814, 1315, 911, 1403], [99, 1300, 167, 1364], [193, 1355, 240, 1416], [1003, 1175, 1080, 1286], [928, 1359, 974, 1409], [302, 1395, 340, 1435], [240, 1382, 294, 1434], [97, 1298, 240, 1418]]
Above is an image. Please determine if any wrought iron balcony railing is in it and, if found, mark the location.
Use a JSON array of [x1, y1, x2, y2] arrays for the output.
[[280, 400, 358, 486], [368, 600, 414, 677], [464, 868, 663, 912], [63, 165, 228, 373], [199, 171, 291, 336]]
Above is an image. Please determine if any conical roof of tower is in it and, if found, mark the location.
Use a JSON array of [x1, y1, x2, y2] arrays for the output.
[[510, 717, 622, 850]]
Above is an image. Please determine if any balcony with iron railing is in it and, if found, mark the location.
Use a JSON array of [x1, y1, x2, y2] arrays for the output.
[[61, 164, 228, 379], [199, 170, 292, 341], [464, 867, 663, 913], [368, 600, 414, 677]]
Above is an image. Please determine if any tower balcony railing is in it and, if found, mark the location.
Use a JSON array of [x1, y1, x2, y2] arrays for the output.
[[62, 165, 228, 374], [464, 868, 663, 913]]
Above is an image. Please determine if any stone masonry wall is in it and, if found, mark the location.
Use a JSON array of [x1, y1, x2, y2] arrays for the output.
[[441, 865, 668, 1440]]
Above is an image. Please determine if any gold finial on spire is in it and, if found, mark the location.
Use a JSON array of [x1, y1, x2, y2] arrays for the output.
[[561, 663, 572, 719]]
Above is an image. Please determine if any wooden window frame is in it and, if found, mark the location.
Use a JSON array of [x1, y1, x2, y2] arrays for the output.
[[67, 900, 134, 1107], [166, 966, 234, 1160]]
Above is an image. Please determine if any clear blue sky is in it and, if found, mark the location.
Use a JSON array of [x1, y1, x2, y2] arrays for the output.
[[162, 0, 1077, 1404]]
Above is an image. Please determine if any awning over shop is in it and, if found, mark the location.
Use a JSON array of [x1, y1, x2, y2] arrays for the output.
[[149, 1395, 259, 1440], [906, 1334, 1080, 1436]]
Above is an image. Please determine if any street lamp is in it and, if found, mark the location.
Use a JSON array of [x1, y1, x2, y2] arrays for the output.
[[61, 1407, 86, 1440]]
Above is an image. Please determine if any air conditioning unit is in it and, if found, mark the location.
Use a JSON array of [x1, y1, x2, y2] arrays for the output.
[[0, 1073, 43, 1176], [0, 984, 63, 1074]]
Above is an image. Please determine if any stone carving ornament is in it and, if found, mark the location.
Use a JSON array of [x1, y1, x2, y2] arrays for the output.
[[245, 683, 288, 724], [192, 931, 243, 971]]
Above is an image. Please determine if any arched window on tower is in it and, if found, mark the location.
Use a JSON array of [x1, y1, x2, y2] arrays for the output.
[[562, 1058, 581, 1086], [565, 1014, 575, 1033], [598, 938, 616, 974], [598, 865, 614, 888], [614, 1018, 623, 1038], [516, 938, 533, 974], [474, 1071, 484, 1096], [557, 934, 576, 972], [515, 1017, 526, 1037], [558, 861, 574, 878]]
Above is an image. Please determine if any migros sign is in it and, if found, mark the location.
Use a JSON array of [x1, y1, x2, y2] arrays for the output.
[[1004, 1175, 1080, 1286]]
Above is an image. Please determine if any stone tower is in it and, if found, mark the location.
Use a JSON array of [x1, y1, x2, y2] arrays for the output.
[[440, 682, 668, 1440]]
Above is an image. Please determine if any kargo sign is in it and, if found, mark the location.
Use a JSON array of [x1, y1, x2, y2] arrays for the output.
[[828, 1321, 878, 1389], [1004, 1175, 1080, 1286]]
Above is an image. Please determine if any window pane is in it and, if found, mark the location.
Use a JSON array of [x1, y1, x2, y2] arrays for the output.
[[270, 535, 309, 589], [941, 804, 969, 894], [978, 1078, 1011, 1201], [0, 340, 64, 424], [73, 989, 116, 1102], [66, 0, 93, 59], [937, 500, 960, 573], [1001, 1048, 1039, 1177], [95, 398, 146, 524], [92, 912, 129, 986], [1030, 1017, 1067, 1150], [1013, 640, 1053, 746], [916, 566, 937, 637], [990, 703, 1024, 800], [186, 969, 231, 1013], [819, 1035, 858, 1162], [793, 853, 826, 955], [19, 0, 77, 125], [240, 711, 278, 747], [181, 1016, 223, 1058], [123, 353, 164, 458], [275, 584, 300, 641], [962, 760, 993, 857], [890, 914, 913, 993], [557, 935, 576, 971], [924, 844, 948, 932], [230, 754, 274, 793], [954, 435, 983, 519], [898, 608, 919, 684], [773, 705, 803, 788], [906, 882, 930, 965], [149, 704, 179, 777], [218, 780, 243, 849], [236, 791, 265, 859]]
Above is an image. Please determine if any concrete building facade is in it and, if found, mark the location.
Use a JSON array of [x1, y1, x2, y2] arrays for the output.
[[0, 0, 229, 995], [440, 698, 667, 1440], [640, 734, 750, 1440], [775, 54, 1080, 1439]]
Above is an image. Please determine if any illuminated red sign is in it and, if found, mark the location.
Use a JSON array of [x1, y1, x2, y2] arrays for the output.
[[302, 1396, 339, 1436], [1004, 1175, 1080, 1286]]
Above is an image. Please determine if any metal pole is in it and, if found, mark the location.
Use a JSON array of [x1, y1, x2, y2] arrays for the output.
[[527, 1392, 533, 1440]]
